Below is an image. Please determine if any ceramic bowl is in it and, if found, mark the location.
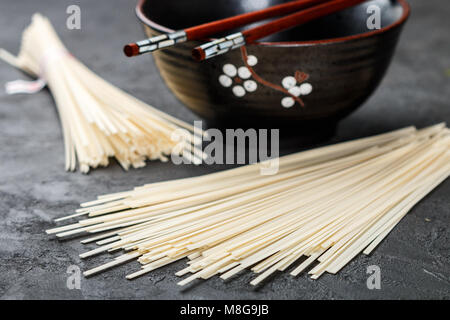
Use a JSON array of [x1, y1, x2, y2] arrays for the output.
[[136, 0, 410, 128]]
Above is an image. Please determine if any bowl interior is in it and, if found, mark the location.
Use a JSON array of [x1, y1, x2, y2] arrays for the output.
[[141, 0, 405, 42]]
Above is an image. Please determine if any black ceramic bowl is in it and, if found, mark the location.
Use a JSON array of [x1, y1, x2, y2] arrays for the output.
[[136, 0, 410, 128]]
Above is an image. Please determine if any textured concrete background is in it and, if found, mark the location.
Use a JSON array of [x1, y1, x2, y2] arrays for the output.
[[0, 0, 449, 300]]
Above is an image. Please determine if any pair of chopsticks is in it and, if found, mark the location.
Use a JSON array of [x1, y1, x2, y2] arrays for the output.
[[124, 0, 367, 61]]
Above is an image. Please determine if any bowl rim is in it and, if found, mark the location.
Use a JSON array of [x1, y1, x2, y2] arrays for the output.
[[135, 0, 410, 47]]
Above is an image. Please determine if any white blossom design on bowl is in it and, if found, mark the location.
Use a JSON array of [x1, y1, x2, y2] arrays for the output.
[[280, 73, 313, 108], [219, 47, 313, 108], [218, 55, 259, 97]]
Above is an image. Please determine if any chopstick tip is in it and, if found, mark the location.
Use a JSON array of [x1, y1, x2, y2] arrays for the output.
[[192, 47, 205, 62], [123, 43, 139, 57]]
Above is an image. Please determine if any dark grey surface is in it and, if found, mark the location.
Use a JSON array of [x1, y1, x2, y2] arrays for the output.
[[0, 0, 449, 300]]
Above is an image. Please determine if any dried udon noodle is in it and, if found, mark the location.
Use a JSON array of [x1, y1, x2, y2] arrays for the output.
[[0, 14, 205, 173], [47, 124, 450, 285]]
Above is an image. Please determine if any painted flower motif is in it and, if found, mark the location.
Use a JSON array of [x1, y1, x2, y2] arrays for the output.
[[219, 49, 313, 108], [280, 72, 313, 108], [218, 55, 259, 97]]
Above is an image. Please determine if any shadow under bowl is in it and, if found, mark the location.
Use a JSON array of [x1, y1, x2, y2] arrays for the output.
[[136, 0, 410, 129]]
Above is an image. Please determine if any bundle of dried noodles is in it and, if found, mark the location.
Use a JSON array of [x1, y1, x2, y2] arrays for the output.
[[47, 124, 450, 285], [0, 14, 205, 173]]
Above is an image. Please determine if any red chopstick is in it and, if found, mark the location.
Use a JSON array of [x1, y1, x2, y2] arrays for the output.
[[124, 0, 332, 57], [192, 0, 367, 61]]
